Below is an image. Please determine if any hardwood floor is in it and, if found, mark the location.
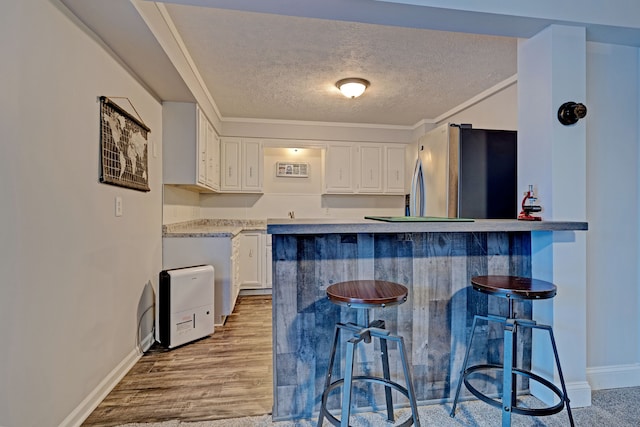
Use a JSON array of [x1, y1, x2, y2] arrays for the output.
[[82, 295, 273, 426]]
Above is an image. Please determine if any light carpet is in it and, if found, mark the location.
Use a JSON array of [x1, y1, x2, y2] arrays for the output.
[[115, 387, 640, 427]]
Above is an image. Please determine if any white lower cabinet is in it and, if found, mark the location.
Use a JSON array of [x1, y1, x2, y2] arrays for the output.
[[238, 232, 262, 289], [163, 236, 241, 326], [265, 234, 272, 288], [238, 232, 272, 290]]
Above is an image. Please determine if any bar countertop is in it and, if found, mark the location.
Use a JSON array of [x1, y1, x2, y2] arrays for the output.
[[267, 217, 588, 235]]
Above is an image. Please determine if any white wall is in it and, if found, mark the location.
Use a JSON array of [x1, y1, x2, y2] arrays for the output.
[[437, 83, 518, 130], [0, 2, 163, 426], [585, 42, 640, 378], [163, 185, 201, 224], [518, 24, 590, 406]]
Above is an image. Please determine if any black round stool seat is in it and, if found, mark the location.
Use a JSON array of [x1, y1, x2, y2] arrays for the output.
[[327, 280, 408, 308], [317, 280, 420, 427], [471, 275, 557, 300]]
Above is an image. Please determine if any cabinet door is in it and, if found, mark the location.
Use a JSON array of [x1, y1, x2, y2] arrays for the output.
[[242, 140, 263, 191], [221, 138, 241, 191], [265, 234, 272, 288], [206, 124, 220, 190], [238, 232, 262, 289], [324, 144, 354, 193], [231, 236, 241, 309], [196, 108, 208, 186], [357, 145, 383, 193], [385, 145, 406, 194]]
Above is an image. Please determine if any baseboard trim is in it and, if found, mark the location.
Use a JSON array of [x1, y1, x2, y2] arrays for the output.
[[532, 363, 640, 410], [531, 379, 592, 408], [587, 363, 640, 390], [565, 381, 593, 407], [239, 288, 272, 296], [59, 343, 146, 427], [140, 330, 155, 353]]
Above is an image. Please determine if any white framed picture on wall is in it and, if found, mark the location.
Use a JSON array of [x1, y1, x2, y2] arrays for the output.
[[276, 162, 309, 178]]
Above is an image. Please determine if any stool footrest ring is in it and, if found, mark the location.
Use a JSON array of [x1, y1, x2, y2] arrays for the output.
[[462, 364, 567, 417], [320, 376, 415, 427]]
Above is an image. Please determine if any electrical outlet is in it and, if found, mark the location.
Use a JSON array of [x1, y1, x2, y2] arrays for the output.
[[115, 196, 123, 217]]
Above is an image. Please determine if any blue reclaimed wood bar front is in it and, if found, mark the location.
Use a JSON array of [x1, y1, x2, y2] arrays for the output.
[[266, 218, 588, 421]]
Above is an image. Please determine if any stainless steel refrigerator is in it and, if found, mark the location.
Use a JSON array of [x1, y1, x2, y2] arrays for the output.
[[409, 123, 517, 219]]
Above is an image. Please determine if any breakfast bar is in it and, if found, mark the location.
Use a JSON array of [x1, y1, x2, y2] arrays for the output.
[[267, 218, 588, 421]]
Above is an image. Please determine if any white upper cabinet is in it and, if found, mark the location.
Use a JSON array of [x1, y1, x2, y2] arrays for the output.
[[163, 102, 219, 193], [242, 140, 263, 192], [323, 143, 354, 193], [323, 143, 406, 195], [357, 144, 383, 193], [220, 138, 263, 193], [197, 108, 207, 185], [205, 120, 220, 191], [384, 145, 406, 194], [221, 138, 241, 190]]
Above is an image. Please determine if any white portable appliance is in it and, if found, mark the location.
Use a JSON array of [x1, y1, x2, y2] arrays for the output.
[[159, 265, 215, 349]]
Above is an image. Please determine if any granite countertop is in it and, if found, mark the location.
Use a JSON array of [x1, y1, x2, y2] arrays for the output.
[[163, 219, 267, 238], [266, 217, 588, 235]]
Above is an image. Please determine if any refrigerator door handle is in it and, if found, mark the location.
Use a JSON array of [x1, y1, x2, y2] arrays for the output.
[[410, 158, 425, 216]]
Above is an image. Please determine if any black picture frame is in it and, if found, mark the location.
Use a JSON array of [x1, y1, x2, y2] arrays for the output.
[[99, 96, 151, 192]]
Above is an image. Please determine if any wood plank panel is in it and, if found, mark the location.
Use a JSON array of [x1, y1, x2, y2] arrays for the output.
[[272, 231, 533, 420]]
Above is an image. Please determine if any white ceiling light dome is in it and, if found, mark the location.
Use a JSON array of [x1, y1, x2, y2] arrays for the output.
[[336, 78, 370, 98]]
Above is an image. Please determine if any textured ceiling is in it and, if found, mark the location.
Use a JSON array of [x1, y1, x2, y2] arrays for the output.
[[60, 0, 519, 127], [164, 4, 517, 126]]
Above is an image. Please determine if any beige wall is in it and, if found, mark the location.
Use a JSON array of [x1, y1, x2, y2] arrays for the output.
[[0, 2, 163, 426]]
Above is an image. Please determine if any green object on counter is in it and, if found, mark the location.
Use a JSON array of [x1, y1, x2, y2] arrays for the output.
[[364, 216, 475, 222]]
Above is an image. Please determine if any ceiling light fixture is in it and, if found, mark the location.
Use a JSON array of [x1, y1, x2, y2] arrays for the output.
[[336, 78, 370, 99]]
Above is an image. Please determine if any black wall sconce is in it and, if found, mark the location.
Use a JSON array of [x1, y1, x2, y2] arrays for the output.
[[558, 101, 587, 125]]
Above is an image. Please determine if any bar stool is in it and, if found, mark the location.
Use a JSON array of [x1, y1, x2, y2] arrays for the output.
[[317, 280, 421, 427], [450, 275, 575, 427]]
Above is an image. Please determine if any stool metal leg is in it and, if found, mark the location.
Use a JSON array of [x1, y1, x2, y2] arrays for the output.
[[450, 314, 481, 417], [317, 325, 342, 427], [318, 321, 420, 427], [450, 314, 575, 427], [397, 335, 421, 427], [369, 319, 395, 422], [501, 319, 517, 427], [536, 323, 575, 427], [340, 337, 357, 427], [379, 336, 395, 422]]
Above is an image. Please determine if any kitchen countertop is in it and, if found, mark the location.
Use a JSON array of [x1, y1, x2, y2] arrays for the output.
[[267, 217, 588, 235], [163, 219, 267, 238]]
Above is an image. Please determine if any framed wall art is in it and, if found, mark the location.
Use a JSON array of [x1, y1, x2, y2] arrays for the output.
[[276, 162, 309, 178], [99, 96, 151, 192]]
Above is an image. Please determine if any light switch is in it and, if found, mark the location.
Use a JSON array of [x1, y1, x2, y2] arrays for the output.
[[115, 196, 123, 217], [151, 138, 157, 158]]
